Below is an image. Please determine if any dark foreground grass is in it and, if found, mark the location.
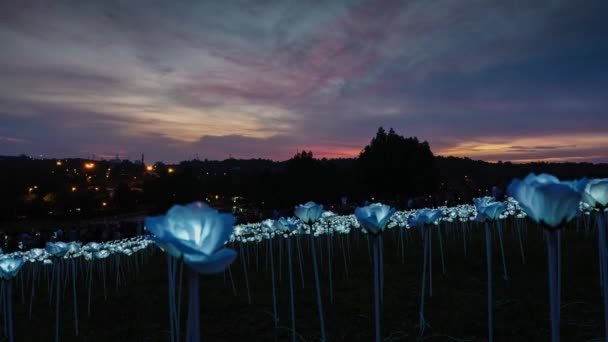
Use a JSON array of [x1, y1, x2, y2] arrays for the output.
[[12, 223, 604, 341]]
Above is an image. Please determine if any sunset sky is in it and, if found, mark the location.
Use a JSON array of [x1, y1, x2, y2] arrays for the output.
[[1, 0, 607, 163]]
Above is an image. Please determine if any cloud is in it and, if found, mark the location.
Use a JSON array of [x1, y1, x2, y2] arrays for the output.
[[437, 134, 608, 163], [0, 136, 30, 144], [0, 0, 607, 162]]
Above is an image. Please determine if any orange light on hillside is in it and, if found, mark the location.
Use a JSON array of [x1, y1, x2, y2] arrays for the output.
[[84, 162, 95, 170], [71, 186, 77, 192], [56, 161, 63, 166], [168, 167, 174, 174], [146, 165, 154, 171], [102, 201, 107, 207]]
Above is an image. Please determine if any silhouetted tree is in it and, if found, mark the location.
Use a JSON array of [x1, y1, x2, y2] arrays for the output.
[[358, 127, 437, 200], [284, 150, 319, 203]]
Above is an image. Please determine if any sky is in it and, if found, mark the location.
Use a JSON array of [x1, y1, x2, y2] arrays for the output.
[[1, 0, 607, 163]]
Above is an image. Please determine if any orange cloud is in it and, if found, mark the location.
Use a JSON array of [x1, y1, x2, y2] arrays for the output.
[[437, 133, 608, 163]]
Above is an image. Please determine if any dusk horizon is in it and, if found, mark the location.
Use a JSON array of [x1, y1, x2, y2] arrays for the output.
[[2, 1, 607, 163], [3, 130, 608, 165]]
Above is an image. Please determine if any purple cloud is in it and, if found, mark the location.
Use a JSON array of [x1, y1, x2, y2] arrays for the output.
[[0, 0, 607, 163]]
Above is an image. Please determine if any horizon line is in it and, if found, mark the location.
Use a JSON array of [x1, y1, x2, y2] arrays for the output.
[[2, 153, 606, 166]]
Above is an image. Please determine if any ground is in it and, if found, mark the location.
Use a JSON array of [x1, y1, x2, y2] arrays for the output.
[[13, 221, 604, 341]]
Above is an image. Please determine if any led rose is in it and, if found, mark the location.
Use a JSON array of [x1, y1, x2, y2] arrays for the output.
[[46, 241, 70, 342], [27, 248, 45, 261], [584, 178, 608, 338], [294, 201, 324, 225], [67, 242, 82, 255], [145, 202, 237, 274], [408, 209, 443, 228], [46, 242, 70, 257], [354, 203, 396, 235], [0, 256, 24, 342], [474, 197, 507, 222], [583, 178, 608, 209], [508, 173, 582, 228], [294, 201, 326, 340], [85, 242, 101, 252], [277, 216, 301, 342], [474, 197, 509, 340], [0, 257, 25, 280], [354, 203, 395, 340], [409, 208, 443, 335], [275, 217, 301, 233], [261, 219, 276, 233], [508, 173, 582, 342], [94, 250, 110, 260]]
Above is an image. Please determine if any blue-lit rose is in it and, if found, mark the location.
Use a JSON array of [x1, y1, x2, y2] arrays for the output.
[[67, 242, 82, 255], [294, 201, 324, 225], [0, 257, 25, 280], [145, 202, 237, 274], [46, 242, 70, 257], [508, 173, 582, 228], [474, 197, 507, 221], [583, 178, 608, 209], [354, 203, 396, 235], [275, 217, 300, 233], [408, 209, 443, 228]]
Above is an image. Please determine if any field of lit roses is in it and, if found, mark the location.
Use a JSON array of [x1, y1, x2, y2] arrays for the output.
[[1, 173, 607, 341]]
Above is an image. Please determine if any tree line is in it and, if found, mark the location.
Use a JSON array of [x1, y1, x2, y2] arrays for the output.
[[1, 127, 607, 221]]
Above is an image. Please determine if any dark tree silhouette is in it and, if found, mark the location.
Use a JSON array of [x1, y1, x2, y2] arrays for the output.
[[358, 127, 437, 200], [283, 150, 320, 204]]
